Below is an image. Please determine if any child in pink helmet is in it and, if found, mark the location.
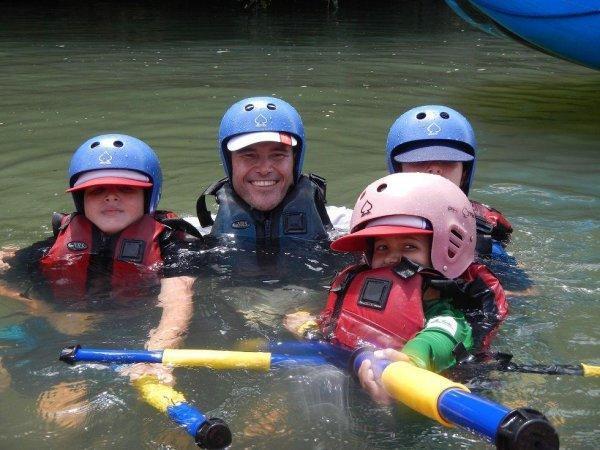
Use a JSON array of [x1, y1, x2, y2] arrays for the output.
[[286, 172, 494, 404]]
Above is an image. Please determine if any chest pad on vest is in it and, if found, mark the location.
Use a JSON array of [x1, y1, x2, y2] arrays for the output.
[[322, 266, 426, 351]]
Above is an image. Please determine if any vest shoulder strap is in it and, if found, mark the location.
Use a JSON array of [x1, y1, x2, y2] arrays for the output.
[[308, 173, 327, 201], [306, 173, 332, 229], [196, 177, 229, 227], [159, 218, 203, 239], [51, 212, 75, 237]]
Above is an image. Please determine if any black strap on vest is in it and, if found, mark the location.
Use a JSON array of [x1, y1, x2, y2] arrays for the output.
[[158, 218, 203, 239], [308, 173, 332, 229], [51, 212, 75, 237], [196, 178, 229, 228], [475, 215, 494, 255]]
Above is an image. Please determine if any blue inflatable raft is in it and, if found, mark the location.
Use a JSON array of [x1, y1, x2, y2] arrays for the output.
[[445, 0, 600, 70]]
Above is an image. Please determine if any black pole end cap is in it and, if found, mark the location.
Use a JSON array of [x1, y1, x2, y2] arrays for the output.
[[496, 407, 559, 450], [195, 417, 232, 449], [59, 345, 81, 365]]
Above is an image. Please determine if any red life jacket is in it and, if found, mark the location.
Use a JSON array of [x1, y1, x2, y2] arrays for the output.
[[471, 200, 513, 242], [319, 265, 426, 350], [40, 213, 167, 301]]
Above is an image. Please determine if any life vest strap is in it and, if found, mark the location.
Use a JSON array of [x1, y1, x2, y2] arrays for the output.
[[196, 178, 228, 227]]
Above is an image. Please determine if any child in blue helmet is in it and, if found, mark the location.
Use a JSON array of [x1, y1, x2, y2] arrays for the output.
[[386, 105, 513, 257], [197, 96, 332, 243], [0, 134, 201, 426], [384, 106, 511, 333], [3, 134, 201, 304]]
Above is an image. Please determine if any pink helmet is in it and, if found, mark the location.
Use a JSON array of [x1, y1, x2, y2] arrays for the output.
[[331, 173, 476, 279]]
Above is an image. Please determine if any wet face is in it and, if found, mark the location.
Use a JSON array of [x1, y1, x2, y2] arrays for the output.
[[371, 234, 432, 269], [230, 142, 294, 211], [401, 161, 464, 187], [83, 186, 145, 234]]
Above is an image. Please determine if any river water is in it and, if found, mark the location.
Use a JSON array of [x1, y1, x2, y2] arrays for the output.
[[1, 1, 598, 449]]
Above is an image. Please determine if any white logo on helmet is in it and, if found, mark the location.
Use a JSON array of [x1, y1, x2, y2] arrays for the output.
[[427, 123, 441, 136], [254, 114, 268, 127], [99, 152, 112, 165]]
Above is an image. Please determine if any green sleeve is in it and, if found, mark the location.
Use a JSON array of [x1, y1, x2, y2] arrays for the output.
[[402, 298, 473, 373]]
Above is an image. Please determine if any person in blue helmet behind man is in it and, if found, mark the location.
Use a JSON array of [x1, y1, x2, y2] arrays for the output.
[[386, 105, 513, 258], [197, 96, 332, 244]]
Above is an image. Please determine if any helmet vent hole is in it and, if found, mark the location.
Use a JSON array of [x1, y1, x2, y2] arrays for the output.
[[450, 229, 463, 240], [113, 140, 123, 148], [449, 229, 464, 250], [244, 104, 254, 111], [267, 103, 277, 110], [447, 249, 456, 259], [359, 190, 366, 200], [376, 183, 387, 192], [416, 112, 426, 120], [440, 112, 450, 119], [90, 141, 100, 148]]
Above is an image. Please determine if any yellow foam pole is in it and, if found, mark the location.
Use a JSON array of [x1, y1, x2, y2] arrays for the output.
[[162, 349, 272, 371], [380, 361, 469, 427], [582, 363, 600, 377], [133, 376, 187, 413]]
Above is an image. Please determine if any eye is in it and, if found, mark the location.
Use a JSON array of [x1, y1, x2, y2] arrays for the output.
[[86, 187, 104, 196], [374, 243, 388, 252]]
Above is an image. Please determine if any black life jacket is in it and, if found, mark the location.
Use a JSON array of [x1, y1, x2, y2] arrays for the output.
[[196, 174, 332, 243]]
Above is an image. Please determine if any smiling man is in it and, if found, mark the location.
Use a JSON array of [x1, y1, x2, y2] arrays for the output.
[[197, 97, 332, 243]]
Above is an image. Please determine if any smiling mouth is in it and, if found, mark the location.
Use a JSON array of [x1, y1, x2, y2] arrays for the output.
[[250, 180, 278, 187]]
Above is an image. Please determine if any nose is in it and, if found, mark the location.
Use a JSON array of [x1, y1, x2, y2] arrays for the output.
[[426, 163, 443, 175], [103, 188, 120, 201], [384, 249, 402, 265], [255, 157, 273, 175]]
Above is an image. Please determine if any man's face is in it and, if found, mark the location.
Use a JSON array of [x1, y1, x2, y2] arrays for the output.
[[401, 161, 465, 187], [230, 142, 294, 211], [84, 185, 145, 234]]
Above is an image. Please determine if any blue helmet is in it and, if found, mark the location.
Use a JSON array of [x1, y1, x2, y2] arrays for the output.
[[386, 105, 477, 194], [68, 134, 162, 213], [218, 96, 306, 182]]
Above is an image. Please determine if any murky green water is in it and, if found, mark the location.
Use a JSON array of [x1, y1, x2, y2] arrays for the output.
[[1, 2, 599, 449]]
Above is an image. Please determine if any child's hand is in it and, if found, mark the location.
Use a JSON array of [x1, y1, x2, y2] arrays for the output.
[[47, 311, 101, 336], [0, 247, 17, 273], [283, 311, 317, 338], [119, 363, 175, 386], [357, 349, 411, 406]]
